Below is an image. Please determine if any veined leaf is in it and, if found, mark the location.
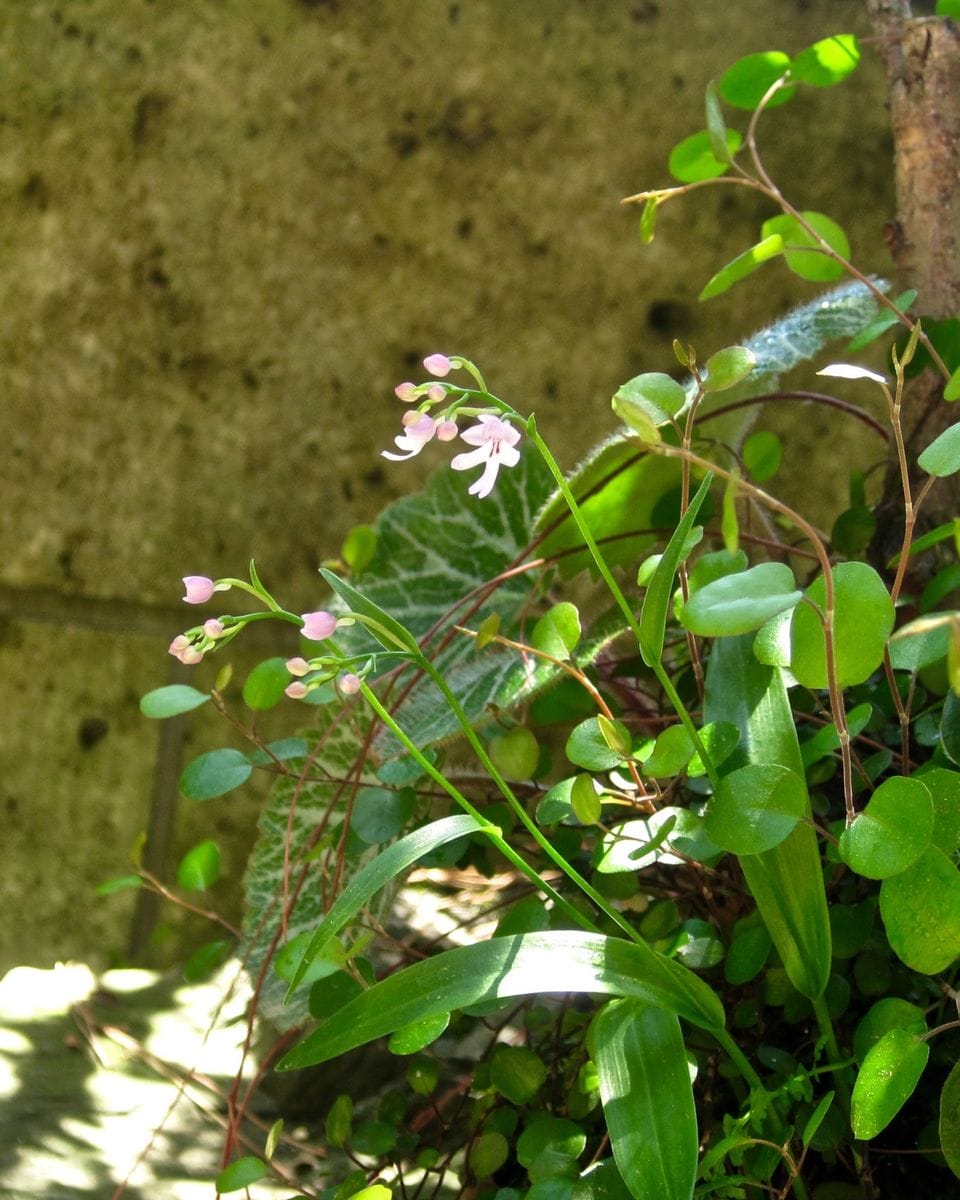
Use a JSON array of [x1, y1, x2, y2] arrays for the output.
[[589, 999, 698, 1200], [278, 930, 726, 1070]]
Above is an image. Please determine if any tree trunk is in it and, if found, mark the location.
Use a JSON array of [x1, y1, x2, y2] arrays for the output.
[[866, 2, 960, 535]]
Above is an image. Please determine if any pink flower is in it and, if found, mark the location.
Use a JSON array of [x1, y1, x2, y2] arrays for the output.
[[169, 635, 203, 665], [285, 681, 309, 700], [423, 353, 453, 377], [203, 619, 225, 639], [300, 610, 337, 641], [182, 576, 215, 605], [382, 413, 437, 461], [285, 656, 312, 677], [436, 419, 459, 441], [426, 384, 447, 403], [394, 381, 417, 401], [338, 672, 362, 695], [450, 415, 522, 499]]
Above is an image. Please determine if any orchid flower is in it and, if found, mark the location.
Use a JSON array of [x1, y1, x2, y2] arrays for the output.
[[450, 415, 522, 498], [182, 576, 215, 604], [382, 412, 437, 461], [300, 611, 337, 641]]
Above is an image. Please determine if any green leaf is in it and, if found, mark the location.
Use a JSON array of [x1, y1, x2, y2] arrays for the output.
[[852, 1028, 929, 1140], [180, 748, 252, 802], [668, 128, 742, 183], [319, 566, 421, 653], [642, 725, 694, 779], [639, 196, 658, 244], [879, 845, 960, 973], [567, 717, 629, 771], [939, 1058, 960, 1179], [589, 999, 698, 1200], [853, 998, 927, 1064], [938, 0, 960, 13], [342, 523, 377, 573], [176, 839, 221, 891], [698, 235, 784, 301], [183, 938, 231, 982], [680, 562, 801, 637], [704, 635, 831, 999], [139, 684, 210, 719], [94, 874, 143, 897], [945, 365, 960, 402], [719, 50, 794, 110], [241, 657, 290, 711], [743, 430, 782, 482], [791, 35, 860, 87], [517, 1114, 586, 1179], [919, 767, 960, 853], [277, 931, 726, 1070], [532, 602, 582, 660], [838, 777, 933, 879], [613, 372, 686, 425], [639, 472, 712, 666], [889, 613, 956, 671], [847, 289, 917, 351], [704, 79, 730, 164], [491, 1044, 548, 1104], [215, 1157, 268, 1193], [471, 1131, 511, 1179], [919, 421, 960, 477], [790, 562, 894, 689], [325, 1094, 353, 1148], [761, 212, 849, 282], [571, 773, 602, 824], [724, 914, 772, 985], [705, 763, 806, 854], [284, 814, 486, 999], [350, 786, 416, 844], [388, 1011, 450, 1055], [702, 346, 756, 393], [687, 721, 740, 777], [831, 506, 876, 556], [802, 1092, 836, 1149]]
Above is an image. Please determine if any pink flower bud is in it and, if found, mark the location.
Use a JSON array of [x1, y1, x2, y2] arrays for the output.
[[203, 619, 224, 639], [394, 381, 418, 401], [436, 419, 459, 441], [168, 635, 191, 657], [300, 610, 337, 641], [338, 672, 362, 695], [423, 353, 453, 378], [285, 681, 309, 700], [426, 384, 446, 403], [180, 645, 204, 665], [286, 656, 312, 677], [182, 576, 215, 605]]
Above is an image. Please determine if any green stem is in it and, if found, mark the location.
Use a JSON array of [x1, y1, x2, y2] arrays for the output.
[[812, 995, 853, 1117], [419, 657, 644, 944], [358, 681, 601, 934]]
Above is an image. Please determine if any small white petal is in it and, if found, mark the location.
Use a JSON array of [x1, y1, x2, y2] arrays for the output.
[[818, 363, 888, 384]]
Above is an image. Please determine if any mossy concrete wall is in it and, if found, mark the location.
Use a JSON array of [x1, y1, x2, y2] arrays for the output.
[[0, 0, 893, 970]]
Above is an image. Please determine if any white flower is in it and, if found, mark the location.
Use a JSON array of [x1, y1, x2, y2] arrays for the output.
[[450, 415, 521, 498], [382, 412, 437, 461]]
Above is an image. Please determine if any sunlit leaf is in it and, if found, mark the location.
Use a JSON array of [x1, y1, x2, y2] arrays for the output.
[[852, 1028, 929, 1140], [698, 235, 784, 301], [791, 35, 860, 87], [719, 51, 795, 109], [839, 777, 933, 879], [880, 845, 960, 973], [790, 562, 894, 689], [242, 657, 290, 711], [705, 763, 806, 854], [919, 421, 960, 477], [215, 1157, 268, 1193], [668, 128, 742, 182], [761, 212, 849, 282], [176, 839, 221, 891], [680, 562, 801, 637], [743, 430, 782, 481]]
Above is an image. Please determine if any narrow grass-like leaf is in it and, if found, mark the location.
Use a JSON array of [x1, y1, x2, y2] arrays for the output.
[[278, 931, 726, 1070], [639, 472, 712, 666], [589, 999, 698, 1200], [285, 814, 486, 999]]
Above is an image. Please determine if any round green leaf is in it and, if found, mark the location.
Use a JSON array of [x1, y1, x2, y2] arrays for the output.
[[325, 1094, 353, 1148], [180, 748, 252, 801], [761, 211, 849, 282], [674, 918, 724, 969], [743, 430, 782, 481], [183, 938, 231, 983], [853, 998, 927, 1065], [725, 915, 772, 985], [341, 523, 377, 573], [351, 786, 416, 845], [839, 777, 933, 879], [790, 562, 894, 689], [851, 1028, 929, 1140], [352, 1120, 397, 1156], [702, 346, 756, 393], [919, 421, 960, 477], [681, 562, 801, 637], [880, 845, 960, 973], [140, 684, 210, 719], [614, 373, 686, 421], [705, 763, 806, 854], [687, 721, 740, 777], [668, 128, 742, 183], [242, 657, 290, 711], [490, 727, 541, 781], [388, 1011, 450, 1055], [490, 1044, 547, 1104], [918, 767, 960, 853], [215, 1156, 267, 1193], [939, 1058, 960, 1179], [831, 505, 876, 556], [889, 613, 955, 671], [791, 34, 860, 88], [470, 1131, 510, 1180], [567, 717, 626, 771], [571, 773, 602, 824], [531, 602, 582, 660], [516, 1114, 586, 1174], [719, 51, 795, 109], [176, 839, 221, 891], [641, 724, 694, 779]]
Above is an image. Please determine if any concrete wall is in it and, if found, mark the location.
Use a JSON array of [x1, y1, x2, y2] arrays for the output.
[[0, 0, 893, 970]]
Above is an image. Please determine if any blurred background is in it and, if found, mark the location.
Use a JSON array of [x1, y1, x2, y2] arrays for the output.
[[0, 0, 894, 972]]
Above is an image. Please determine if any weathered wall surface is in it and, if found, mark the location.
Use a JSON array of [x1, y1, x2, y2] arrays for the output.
[[0, 0, 893, 969]]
